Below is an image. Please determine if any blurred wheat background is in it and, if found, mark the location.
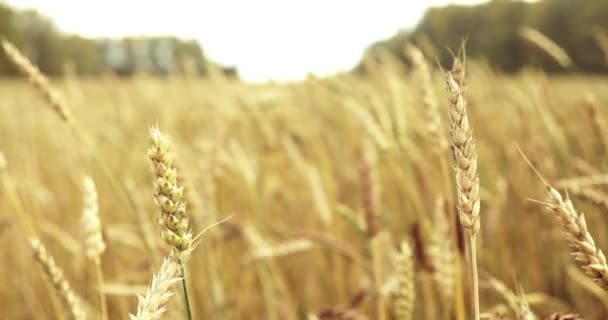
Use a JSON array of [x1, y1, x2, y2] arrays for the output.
[[2, 0, 608, 320]]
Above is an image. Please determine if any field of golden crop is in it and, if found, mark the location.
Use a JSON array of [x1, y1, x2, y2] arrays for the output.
[[2, 44, 608, 320]]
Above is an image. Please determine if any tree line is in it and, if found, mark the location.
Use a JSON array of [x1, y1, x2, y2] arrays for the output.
[[0, 4, 236, 77], [363, 0, 608, 73]]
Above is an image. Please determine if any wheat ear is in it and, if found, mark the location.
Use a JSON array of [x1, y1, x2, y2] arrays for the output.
[[570, 187, 608, 214], [147, 127, 194, 319], [81, 176, 108, 320], [544, 185, 608, 289], [129, 256, 181, 320], [406, 44, 446, 152], [30, 238, 87, 320], [445, 58, 481, 320], [393, 241, 415, 320]]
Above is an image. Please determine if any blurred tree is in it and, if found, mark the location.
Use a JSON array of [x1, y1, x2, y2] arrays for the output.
[[13, 9, 64, 75], [0, 4, 21, 74], [364, 0, 608, 74], [0, 4, 226, 77]]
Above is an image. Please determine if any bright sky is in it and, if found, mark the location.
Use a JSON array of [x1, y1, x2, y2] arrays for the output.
[[6, 0, 491, 81]]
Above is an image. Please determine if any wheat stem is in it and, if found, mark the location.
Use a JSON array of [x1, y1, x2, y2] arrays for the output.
[[178, 253, 193, 320], [95, 262, 108, 320], [469, 235, 480, 320]]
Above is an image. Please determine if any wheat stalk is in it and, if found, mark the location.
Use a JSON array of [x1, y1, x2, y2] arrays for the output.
[[129, 256, 181, 320], [0, 38, 72, 123], [360, 140, 380, 238], [30, 238, 87, 320], [428, 197, 455, 308]]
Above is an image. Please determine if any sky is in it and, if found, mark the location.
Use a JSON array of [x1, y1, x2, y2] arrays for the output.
[[6, 0, 492, 81]]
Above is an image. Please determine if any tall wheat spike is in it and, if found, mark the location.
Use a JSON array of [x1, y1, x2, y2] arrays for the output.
[[147, 127, 194, 319], [445, 57, 481, 320]]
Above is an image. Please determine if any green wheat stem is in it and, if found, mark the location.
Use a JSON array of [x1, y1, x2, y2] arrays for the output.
[[178, 252, 193, 320]]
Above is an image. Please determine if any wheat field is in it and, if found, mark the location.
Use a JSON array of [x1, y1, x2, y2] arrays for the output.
[[2, 41, 608, 320]]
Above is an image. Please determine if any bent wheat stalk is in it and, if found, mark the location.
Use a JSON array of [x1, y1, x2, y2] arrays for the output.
[[0, 38, 72, 123]]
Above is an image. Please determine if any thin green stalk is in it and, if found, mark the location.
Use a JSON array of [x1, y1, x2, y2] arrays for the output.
[[178, 253, 193, 320]]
